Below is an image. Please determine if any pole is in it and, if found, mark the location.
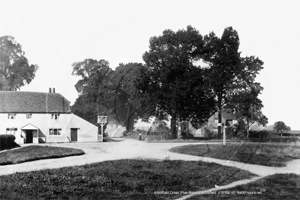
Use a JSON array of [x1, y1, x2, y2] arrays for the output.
[[223, 125, 226, 146], [100, 124, 104, 142]]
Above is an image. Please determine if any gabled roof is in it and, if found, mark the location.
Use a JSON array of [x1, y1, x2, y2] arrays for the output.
[[222, 110, 235, 120], [212, 109, 235, 120], [0, 91, 71, 113], [21, 123, 39, 130]]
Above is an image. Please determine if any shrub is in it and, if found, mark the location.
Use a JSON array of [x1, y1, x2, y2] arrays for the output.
[[0, 135, 20, 151], [249, 130, 270, 142], [205, 127, 218, 138], [181, 131, 194, 139], [225, 126, 235, 139]]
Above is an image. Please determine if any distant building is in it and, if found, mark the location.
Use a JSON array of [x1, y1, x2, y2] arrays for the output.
[[0, 89, 98, 144], [189, 109, 236, 137]]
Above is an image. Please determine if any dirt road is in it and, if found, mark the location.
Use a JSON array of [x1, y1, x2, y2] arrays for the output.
[[1, 138, 299, 177]]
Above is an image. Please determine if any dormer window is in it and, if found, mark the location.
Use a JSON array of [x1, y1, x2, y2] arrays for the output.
[[8, 114, 16, 119], [51, 113, 60, 120]]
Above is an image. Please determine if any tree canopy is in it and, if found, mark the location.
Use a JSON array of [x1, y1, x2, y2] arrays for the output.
[[139, 26, 215, 138], [71, 26, 267, 138], [201, 27, 265, 138], [0, 36, 38, 90], [71, 60, 149, 131], [273, 121, 291, 136], [71, 58, 113, 115]]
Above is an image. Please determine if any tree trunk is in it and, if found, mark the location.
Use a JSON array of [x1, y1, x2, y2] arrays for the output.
[[125, 103, 134, 132], [170, 116, 177, 139]]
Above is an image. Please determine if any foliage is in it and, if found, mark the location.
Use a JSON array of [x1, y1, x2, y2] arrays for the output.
[[274, 121, 291, 136], [112, 63, 148, 132], [0, 36, 38, 90], [71, 94, 98, 124], [248, 130, 270, 142], [139, 26, 215, 138], [170, 142, 300, 167], [0, 145, 84, 165], [228, 88, 268, 137], [0, 134, 20, 151], [201, 27, 265, 138], [71, 61, 149, 131], [71, 58, 113, 116], [0, 159, 255, 199]]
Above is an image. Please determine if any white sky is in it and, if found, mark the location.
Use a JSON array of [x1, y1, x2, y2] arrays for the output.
[[0, 0, 299, 129]]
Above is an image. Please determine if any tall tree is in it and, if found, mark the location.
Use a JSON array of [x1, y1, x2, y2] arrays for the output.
[[139, 26, 215, 138], [71, 59, 113, 117], [202, 27, 264, 138], [228, 87, 268, 137], [0, 36, 38, 90], [71, 94, 98, 124], [112, 62, 148, 132], [273, 121, 290, 137]]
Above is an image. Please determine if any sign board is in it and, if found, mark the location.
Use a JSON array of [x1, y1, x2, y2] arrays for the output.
[[97, 116, 107, 124]]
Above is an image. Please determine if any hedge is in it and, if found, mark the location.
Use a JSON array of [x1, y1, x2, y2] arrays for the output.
[[0, 134, 20, 151]]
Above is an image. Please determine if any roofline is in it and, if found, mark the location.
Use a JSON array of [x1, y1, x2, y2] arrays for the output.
[[0, 91, 71, 103], [0, 112, 72, 114]]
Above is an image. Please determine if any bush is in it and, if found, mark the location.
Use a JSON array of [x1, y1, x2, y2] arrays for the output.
[[181, 131, 194, 139], [0, 135, 20, 151], [249, 130, 269, 139], [248, 130, 270, 142]]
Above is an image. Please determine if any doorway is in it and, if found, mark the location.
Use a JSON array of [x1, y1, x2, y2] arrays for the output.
[[71, 128, 78, 142], [25, 130, 33, 143]]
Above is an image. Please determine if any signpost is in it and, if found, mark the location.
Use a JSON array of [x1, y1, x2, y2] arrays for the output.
[[97, 116, 107, 142]]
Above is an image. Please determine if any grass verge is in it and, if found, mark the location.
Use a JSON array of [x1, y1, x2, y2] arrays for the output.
[[0, 145, 85, 165], [188, 173, 300, 200], [169, 142, 300, 167], [0, 159, 255, 199]]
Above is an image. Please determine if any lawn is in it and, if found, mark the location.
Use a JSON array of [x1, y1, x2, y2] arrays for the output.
[[0, 145, 85, 165], [0, 159, 256, 199], [188, 173, 300, 200], [169, 142, 300, 167]]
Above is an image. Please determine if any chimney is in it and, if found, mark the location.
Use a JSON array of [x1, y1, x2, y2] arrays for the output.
[[49, 88, 52, 93], [53, 88, 55, 93]]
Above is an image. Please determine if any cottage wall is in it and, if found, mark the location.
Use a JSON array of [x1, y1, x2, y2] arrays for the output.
[[0, 113, 97, 144]]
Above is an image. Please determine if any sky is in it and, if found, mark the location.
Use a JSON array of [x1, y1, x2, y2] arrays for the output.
[[0, 0, 299, 129]]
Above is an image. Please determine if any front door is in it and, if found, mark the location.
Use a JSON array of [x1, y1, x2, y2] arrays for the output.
[[71, 128, 78, 142], [25, 130, 33, 143]]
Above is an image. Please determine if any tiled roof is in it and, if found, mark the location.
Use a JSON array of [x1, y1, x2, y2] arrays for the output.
[[0, 91, 71, 113], [222, 110, 234, 120], [212, 109, 234, 120]]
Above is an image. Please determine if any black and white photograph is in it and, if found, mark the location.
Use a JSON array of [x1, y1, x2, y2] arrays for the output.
[[0, 0, 299, 199]]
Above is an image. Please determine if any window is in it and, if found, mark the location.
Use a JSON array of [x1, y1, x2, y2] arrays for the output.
[[51, 113, 60, 120], [214, 119, 218, 124], [8, 114, 16, 119], [6, 128, 17, 135], [26, 113, 32, 119], [49, 128, 62, 135]]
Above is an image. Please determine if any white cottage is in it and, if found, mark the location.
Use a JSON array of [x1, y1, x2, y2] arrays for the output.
[[0, 90, 98, 144]]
